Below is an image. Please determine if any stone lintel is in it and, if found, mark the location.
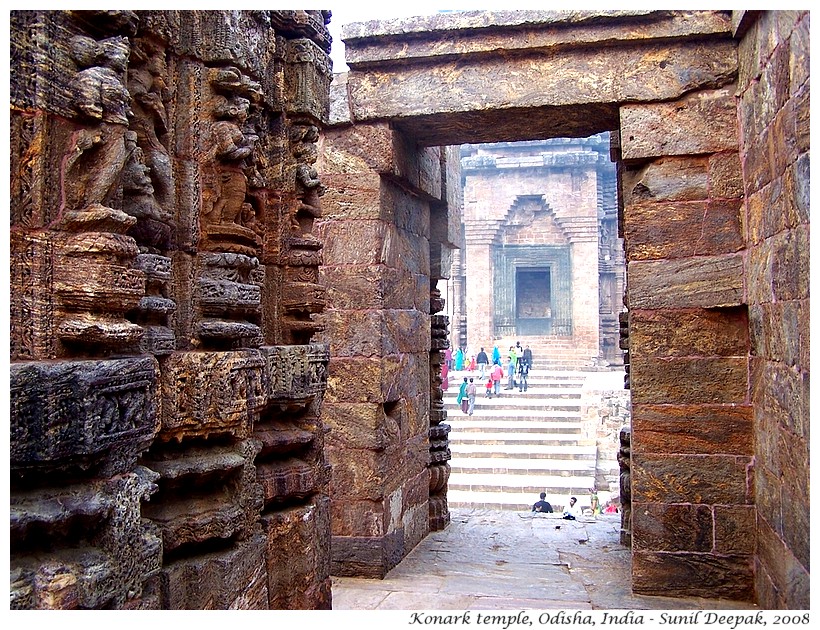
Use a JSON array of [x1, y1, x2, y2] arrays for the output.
[[347, 39, 736, 146], [343, 10, 732, 65]]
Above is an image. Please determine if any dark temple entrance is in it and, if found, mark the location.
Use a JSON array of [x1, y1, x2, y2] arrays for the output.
[[516, 267, 552, 335]]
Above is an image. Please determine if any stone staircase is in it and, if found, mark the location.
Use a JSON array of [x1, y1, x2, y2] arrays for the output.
[[443, 369, 597, 512]]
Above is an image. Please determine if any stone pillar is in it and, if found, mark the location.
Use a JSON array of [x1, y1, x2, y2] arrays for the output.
[[619, 84, 755, 601], [318, 80, 461, 575]]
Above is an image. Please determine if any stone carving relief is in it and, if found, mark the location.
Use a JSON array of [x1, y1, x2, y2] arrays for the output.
[[11, 10, 333, 610], [428, 292, 452, 531]]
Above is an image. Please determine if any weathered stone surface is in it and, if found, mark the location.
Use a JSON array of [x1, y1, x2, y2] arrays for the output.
[[323, 402, 399, 451], [158, 533, 269, 610], [320, 122, 396, 174], [630, 356, 748, 404], [755, 516, 810, 609], [709, 152, 744, 199], [631, 503, 713, 552], [627, 254, 744, 309], [10, 357, 161, 477], [318, 311, 430, 357], [344, 10, 733, 64], [631, 404, 753, 455], [628, 307, 748, 358], [10, 468, 162, 610], [621, 157, 709, 204], [633, 551, 754, 601], [624, 199, 743, 260], [620, 88, 739, 161], [714, 506, 756, 555], [632, 453, 752, 505], [330, 498, 386, 538], [263, 496, 332, 609], [159, 350, 266, 441], [330, 530, 405, 579]]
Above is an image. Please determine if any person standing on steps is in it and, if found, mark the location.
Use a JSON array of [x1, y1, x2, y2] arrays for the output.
[[522, 344, 533, 370], [476, 346, 489, 380], [466, 377, 477, 416], [517, 359, 529, 392], [491, 361, 503, 396], [456, 376, 468, 414], [454, 347, 464, 371], [492, 344, 501, 366]]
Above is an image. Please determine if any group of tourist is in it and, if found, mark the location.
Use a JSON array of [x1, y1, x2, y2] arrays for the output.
[[444, 341, 534, 399]]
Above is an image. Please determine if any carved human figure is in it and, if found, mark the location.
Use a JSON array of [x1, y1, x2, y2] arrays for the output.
[[208, 96, 255, 226], [127, 38, 173, 207], [63, 35, 133, 213], [290, 123, 325, 233], [121, 131, 173, 250]]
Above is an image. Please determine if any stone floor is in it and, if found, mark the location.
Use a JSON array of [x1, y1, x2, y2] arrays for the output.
[[332, 508, 759, 611]]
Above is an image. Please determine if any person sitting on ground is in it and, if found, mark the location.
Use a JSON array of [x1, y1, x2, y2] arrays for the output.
[[532, 492, 553, 513], [562, 496, 583, 520]]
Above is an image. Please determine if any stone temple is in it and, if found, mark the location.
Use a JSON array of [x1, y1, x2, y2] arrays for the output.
[[8, 9, 809, 609]]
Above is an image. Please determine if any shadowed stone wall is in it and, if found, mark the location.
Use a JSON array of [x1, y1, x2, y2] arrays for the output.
[[10, 9, 334, 609], [735, 10, 810, 610]]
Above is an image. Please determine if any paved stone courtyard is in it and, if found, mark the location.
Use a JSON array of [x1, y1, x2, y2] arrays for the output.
[[332, 508, 759, 611]]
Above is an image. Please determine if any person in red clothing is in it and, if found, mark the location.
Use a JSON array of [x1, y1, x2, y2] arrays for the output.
[[490, 361, 503, 396]]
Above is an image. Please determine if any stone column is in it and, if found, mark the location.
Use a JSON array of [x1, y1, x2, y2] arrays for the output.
[[619, 84, 755, 601]]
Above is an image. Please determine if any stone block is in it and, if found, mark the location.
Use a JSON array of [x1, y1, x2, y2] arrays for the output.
[[262, 496, 332, 609], [632, 551, 754, 601], [327, 445, 389, 502], [624, 198, 742, 260], [318, 174, 381, 220], [158, 533, 269, 610], [318, 310, 430, 358], [322, 402, 397, 451], [330, 529, 405, 578], [628, 307, 748, 358], [755, 516, 810, 609], [627, 254, 744, 309], [320, 122, 396, 174], [771, 225, 810, 301], [159, 350, 266, 442], [141, 439, 263, 553], [708, 151, 744, 199], [632, 453, 752, 505], [315, 219, 387, 266], [260, 344, 330, 405], [631, 404, 753, 455], [630, 356, 748, 405], [714, 506, 756, 554], [330, 498, 385, 538], [324, 355, 404, 403], [10, 357, 161, 477], [631, 502, 713, 552], [620, 87, 739, 161], [621, 157, 708, 204], [320, 265, 416, 311]]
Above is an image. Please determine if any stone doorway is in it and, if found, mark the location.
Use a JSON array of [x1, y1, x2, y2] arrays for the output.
[[320, 9, 809, 609], [515, 266, 552, 336]]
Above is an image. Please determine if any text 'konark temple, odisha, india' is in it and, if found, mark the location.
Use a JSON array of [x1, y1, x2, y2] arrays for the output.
[[9, 9, 809, 610]]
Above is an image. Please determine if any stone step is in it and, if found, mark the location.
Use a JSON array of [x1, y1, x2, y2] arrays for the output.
[[451, 444, 597, 459], [449, 432, 591, 446], [445, 388, 582, 399], [449, 457, 596, 475], [448, 420, 584, 433], [447, 489, 594, 511], [444, 401, 581, 413], [449, 471, 595, 493]]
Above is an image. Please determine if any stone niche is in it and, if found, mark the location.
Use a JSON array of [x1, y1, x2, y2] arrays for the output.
[[9, 9, 333, 610]]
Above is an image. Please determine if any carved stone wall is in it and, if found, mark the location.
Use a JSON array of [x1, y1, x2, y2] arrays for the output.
[[10, 9, 333, 610]]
